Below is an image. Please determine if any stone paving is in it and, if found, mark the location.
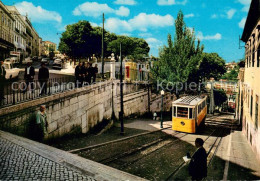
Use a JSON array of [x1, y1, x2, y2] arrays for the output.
[[0, 137, 95, 181]]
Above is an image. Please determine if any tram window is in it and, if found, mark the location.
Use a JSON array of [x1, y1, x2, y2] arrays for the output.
[[173, 106, 176, 117], [189, 108, 193, 119], [177, 107, 188, 118]]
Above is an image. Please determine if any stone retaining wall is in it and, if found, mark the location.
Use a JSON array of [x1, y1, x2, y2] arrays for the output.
[[0, 80, 174, 140]]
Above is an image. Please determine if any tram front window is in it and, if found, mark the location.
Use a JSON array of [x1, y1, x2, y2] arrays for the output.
[[177, 107, 188, 118]]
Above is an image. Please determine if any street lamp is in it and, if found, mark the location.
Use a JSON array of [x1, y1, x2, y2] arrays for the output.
[[160, 90, 165, 128]]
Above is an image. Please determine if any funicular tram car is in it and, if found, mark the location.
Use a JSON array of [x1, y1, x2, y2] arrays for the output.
[[172, 96, 207, 133]]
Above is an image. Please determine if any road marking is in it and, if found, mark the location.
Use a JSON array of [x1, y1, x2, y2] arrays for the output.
[[223, 126, 232, 180]]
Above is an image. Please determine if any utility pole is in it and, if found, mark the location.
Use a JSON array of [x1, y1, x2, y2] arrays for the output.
[[101, 13, 105, 79], [120, 42, 124, 135]]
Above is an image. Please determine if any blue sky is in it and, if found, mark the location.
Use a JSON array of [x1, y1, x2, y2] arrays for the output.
[[2, 0, 251, 62]]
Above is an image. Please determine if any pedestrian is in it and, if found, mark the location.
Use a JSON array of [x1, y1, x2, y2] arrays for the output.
[[85, 63, 91, 85], [93, 64, 98, 83], [24, 62, 35, 93], [35, 105, 48, 142], [75, 62, 83, 87], [188, 138, 207, 181], [0, 61, 6, 104], [38, 62, 49, 96], [88, 63, 94, 84]]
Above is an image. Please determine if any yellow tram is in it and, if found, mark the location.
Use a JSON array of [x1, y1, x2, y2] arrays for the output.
[[172, 96, 207, 133]]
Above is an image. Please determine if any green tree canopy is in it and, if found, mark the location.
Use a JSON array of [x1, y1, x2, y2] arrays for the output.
[[151, 10, 204, 87], [214, 89, 227, 107], [198, 53, 226, 81], [58, 20, 150, 60]]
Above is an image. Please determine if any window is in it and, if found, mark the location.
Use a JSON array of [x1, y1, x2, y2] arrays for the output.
[[257, 46, 260, 67], [177, 107, 188, 118], [255, 96, 258, 129], [189, 108, 193, 119], [173, 106, 176, 117], [250, 90, 253, 117], [252, 48, 255, 67]]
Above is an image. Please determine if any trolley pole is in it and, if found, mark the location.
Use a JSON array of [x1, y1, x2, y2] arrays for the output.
[[101, 13, 105, 79], [120, 42, 124, 135]]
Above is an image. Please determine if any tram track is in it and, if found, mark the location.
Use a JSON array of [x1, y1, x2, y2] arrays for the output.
[[165, 126, 227, 181]]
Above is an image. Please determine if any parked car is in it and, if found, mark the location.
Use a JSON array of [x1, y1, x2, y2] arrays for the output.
[[22, 57, 33, 64], [3, 62, 20, 79], [41, 58, 50, 65], [32, 56, 38, 61], [4, 57, 18, 64], [52, 59, 69, 69]]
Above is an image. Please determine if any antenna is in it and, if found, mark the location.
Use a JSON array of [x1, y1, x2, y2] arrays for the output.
[[239, 35, 244, 49]]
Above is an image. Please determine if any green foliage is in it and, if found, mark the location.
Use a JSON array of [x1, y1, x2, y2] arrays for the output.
[[198, 53, 226, 81], [58, 20, 150, 60], [151, 10, 204, 86], [221, 68, 239, 81], [107, 36, 150, 61], [214, 89, 227, 106]]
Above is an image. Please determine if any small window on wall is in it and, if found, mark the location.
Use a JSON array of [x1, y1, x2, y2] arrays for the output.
[[189, 108, 193, 119], [255, 95, 258, 129], [177, 107, 188, 118]]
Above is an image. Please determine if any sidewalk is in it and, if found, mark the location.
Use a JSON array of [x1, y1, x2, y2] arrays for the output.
[[0, 130, 146, 181], [208, 127, 260, 180]]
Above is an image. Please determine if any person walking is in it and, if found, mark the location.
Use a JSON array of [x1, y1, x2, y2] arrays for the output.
[[93, 64, 98, 83], [188, 138, 207, 181], [0, 61, 6, 104], [38, 63, 49, 95], [75, 62, 83, 88], [35, 105, 48, 142], [24, 62, 35, 93], [85, 63, 91, 85]]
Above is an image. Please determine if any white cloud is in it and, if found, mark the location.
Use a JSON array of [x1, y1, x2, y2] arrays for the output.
[[15, 1, 62, 23], [138, 33, 153, 37], [237, 0, 250, 12], [237, 0, 250, 5], [227, 9, 236, 19], [211, 14, 218, 19], [113, 0, 137, 5], [239, 17, 246, 29], [145, 38, 163, 48], [73, 2, 130, 17], [115, 6, 130, 17], [90, 22, 99, 27], [184, 13, 194, 18], [105, 13, 174, 33], [197, 32, 222, 41], [157, 0, 187, 6]]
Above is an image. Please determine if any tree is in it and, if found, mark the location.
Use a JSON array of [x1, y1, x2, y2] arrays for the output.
[[151, 10, 204, 90], [107, 36, 150, 61], [198, 53, 226, 81], [214, 89, 227, 107], [58, 21, 98, 59]]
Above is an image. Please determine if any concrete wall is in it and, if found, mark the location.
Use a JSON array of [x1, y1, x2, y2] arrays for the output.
[[0, 80, 174, 140]]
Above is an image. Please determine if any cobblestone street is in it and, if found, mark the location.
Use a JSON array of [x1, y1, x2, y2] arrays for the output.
[[0, 137, 95, 181]]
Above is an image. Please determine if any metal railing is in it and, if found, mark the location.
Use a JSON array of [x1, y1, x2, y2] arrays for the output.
[[0, 69, 150, 108]]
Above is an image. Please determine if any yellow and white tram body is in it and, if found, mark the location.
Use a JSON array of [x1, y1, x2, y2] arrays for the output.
[[172, 96, 207, 133]]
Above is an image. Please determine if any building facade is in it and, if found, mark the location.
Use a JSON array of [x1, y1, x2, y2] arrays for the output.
[[0, 1, 14, 60], [43, 41, 56, 56], [0, 1, 41, 61], [6, 6, 26, 62], [240, 0, 260, 161]]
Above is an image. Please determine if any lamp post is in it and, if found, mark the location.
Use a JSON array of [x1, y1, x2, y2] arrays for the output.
[[160, 90, 165, 128], [120, 42, 124, 135]]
